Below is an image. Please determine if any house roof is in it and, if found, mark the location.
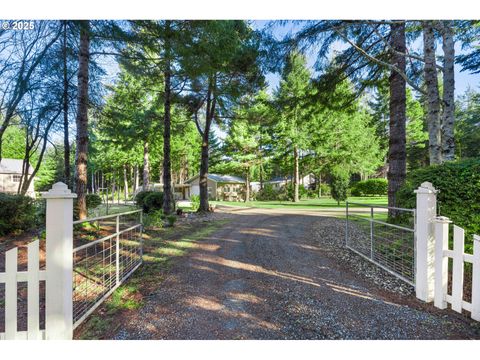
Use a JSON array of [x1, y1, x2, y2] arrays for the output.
[[186, 173, 245, 184], [0, 159, 33, 174]]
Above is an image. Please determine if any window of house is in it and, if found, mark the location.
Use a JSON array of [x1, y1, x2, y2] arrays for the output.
[[12, 174, 22, 182]]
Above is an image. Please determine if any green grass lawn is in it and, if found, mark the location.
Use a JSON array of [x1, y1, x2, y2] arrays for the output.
[[212, 196, 388, 210]]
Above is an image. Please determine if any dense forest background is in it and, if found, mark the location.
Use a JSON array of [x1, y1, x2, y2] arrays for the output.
[[0, 20, 479, 218]]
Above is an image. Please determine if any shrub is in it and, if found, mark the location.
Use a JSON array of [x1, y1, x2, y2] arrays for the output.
[[255, 183, 284, 201], [144, 209, 165, 228], [0, 193, 36, 235], [318, 183, 331, 197], [397, 158, 480, 251], [34, 199, 46, 226], [330, 171, 349, 205], [85, 194, 102, 209], [143, 192, 164, 213], [190, 194, 200, 211], [350, 186, 361, 197], [135, 191, 164, 213], [306, 189, 318, 199], [166, 215, 177, 227], [286, 183, 309, 200], [351, 178, 388, 197], [134, 191, 152, 209]]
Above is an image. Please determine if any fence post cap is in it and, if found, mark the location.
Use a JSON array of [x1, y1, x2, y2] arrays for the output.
[[414, 181, 438, 194], [434, 216, 452, 223], [41, 182, 77, 199]]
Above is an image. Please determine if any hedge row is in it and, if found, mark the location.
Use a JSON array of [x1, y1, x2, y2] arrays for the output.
[[397, 158, 480, 250], [351, 178, 388, 197]]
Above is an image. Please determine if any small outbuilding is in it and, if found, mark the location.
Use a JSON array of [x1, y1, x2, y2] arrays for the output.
[[185, 173, 246, 201]]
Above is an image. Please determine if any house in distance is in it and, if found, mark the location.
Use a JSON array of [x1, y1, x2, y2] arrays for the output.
[[0, 158, 35, 198]]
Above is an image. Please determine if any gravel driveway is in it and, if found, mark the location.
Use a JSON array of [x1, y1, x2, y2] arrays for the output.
[[112, 208, 480, 340]]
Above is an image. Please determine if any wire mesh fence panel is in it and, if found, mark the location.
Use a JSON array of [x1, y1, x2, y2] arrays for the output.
[[118, 226, 142, 281], [346, 202, 415, 285], [118, 211, 142, 232], [72, 210, 142, 328], [72, 237, 117, 325], [372, 221, 415, 282], [345, 208, 372, 258]]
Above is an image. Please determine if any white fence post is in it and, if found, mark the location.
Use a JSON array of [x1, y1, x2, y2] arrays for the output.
[[42, 182, 77, 340], [116, 215, 120, 286], [434, 216, 451, 309], [473, 235, 480, 321], [414, 181, 438, 302]]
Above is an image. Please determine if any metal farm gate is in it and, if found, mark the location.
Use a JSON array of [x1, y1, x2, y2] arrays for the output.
[[345, 202, 416, 285]]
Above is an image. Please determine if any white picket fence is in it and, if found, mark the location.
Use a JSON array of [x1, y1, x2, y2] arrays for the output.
[[0, 240, 45, 340], [410, 182, 480, 321], [433, 217, 480, 320], [0, 182, 143, 340]]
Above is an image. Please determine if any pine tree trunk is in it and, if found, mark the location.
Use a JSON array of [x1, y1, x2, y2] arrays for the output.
[[75, 21, 90, 220], [245, 168, 250, 202], [112, 174, 116, 202], [423, 21, 442, 165], [124, 164, 129, 201], [162, 21, 173, 215], [63, 21, 71, 187], [317, 172, 322, 198], [259, 161, 264, 190], [293, 145, 300, 202], [440, 20, 455, 161], [117, 172, 121, 204], [143, 139, 150, 190], [199, 132, 210, 211], [134, 165, 139, 192], [387, 21, 407, 215], [198, 80, 215, 212], [96, 172, 99, 193]]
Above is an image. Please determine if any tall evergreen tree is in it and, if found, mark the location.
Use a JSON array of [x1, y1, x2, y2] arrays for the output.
[[274, 51, 312, 202], [75, 20, 90, 219], [183, 21, 263, 211], [124, 20, 192, 214], [277, 20, 411, 210], [388, 21, 407, 212]]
